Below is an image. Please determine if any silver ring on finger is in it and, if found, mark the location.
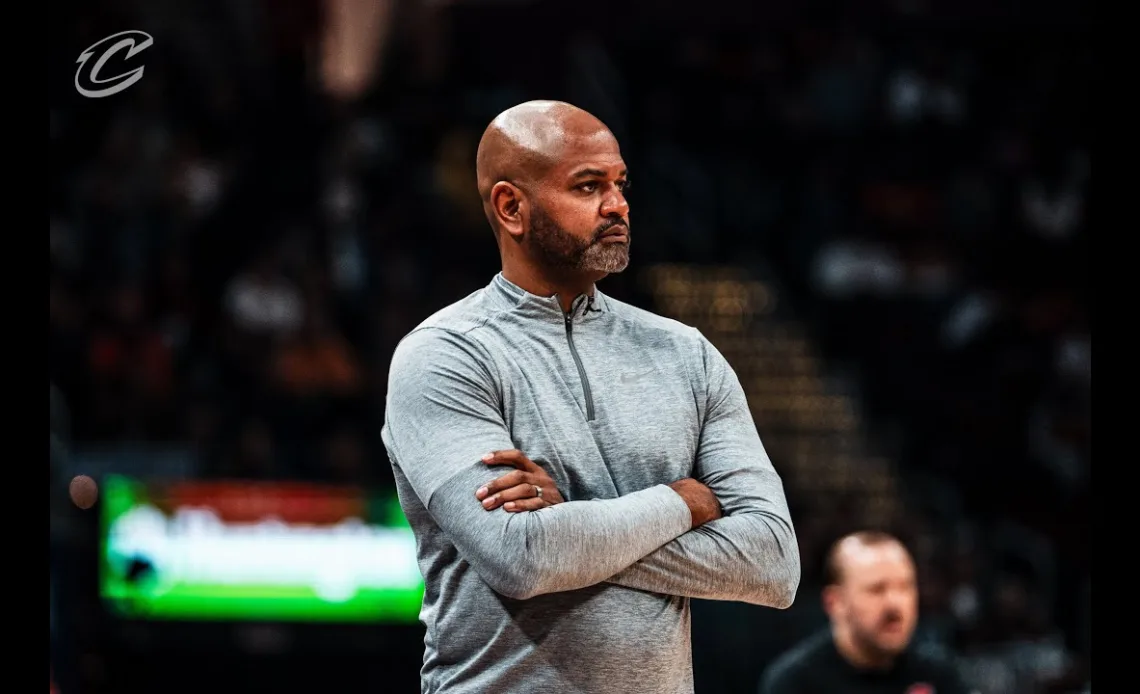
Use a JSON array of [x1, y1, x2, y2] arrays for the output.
[[534, 485, 543, 500]]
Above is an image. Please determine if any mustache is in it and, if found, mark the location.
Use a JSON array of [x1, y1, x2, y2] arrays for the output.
[[879, 612, 903, 627], [594, 218, 630, 239]]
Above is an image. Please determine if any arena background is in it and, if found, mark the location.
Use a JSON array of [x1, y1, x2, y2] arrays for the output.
[[50, 1, 1090, 692]]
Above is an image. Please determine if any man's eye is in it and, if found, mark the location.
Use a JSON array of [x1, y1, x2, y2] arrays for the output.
[[617, 180, 630, 192], [578, 182, 598, 193]]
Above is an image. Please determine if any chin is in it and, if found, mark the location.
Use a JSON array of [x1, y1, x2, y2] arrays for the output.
[[580, 245, 630, 275], [874, 634, 913, 656], [587, 256, 630, 275]]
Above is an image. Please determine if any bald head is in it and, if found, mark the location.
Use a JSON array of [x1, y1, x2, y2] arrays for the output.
[[476, 101, 615, 204], [475, 100, 631, 281], [823, 531, 911, 587]]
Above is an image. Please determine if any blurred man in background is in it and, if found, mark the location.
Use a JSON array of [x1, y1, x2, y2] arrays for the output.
[[760, 531, 972, 694], [382, 100, 799, 693]]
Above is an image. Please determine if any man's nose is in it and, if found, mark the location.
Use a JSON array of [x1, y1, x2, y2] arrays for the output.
[[885, 591, 909, 612], [600, 190, 629, 219]]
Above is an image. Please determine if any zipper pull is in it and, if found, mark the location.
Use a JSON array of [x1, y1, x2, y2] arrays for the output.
[[568, 297, 582, 321]]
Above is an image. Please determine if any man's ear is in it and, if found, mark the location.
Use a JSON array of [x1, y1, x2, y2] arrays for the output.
[[491, 181, 526, 239], [821, 585, 841, 620]]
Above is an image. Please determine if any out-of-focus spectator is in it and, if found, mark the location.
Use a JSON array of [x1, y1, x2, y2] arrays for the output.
[[812, 234, 906, 299], [224, 251, 305, 339], [271, 308, 363, 397], [86, 282, 176, 439]]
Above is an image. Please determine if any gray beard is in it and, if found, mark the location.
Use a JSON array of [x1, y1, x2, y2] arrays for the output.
[[529, 207, 630, 275]]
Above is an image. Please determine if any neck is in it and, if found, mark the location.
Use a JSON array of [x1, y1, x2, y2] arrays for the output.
[[831, 625, 895, 671], [501, 262, 600, 313]]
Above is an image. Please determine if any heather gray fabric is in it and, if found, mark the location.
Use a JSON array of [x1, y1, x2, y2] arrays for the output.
[[382, 272, 800, 694]]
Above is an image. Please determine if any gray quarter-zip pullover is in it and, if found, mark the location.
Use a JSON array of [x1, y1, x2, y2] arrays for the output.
[[382, 272, 800, 694]]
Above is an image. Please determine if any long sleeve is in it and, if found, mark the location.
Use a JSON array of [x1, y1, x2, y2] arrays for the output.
[[606, 333, 801, 607], [382, 327, 694, 601]]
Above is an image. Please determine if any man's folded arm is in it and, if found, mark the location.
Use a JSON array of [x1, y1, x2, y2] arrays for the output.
[[382, 328, 693, 600], [607, 333, 801, 607]]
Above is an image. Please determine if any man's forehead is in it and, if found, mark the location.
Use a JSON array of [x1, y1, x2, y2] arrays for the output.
[[841, 542, 914, 579], [554, 131, 625, 176]]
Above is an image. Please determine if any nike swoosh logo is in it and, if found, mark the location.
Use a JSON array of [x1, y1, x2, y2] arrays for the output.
[[619, 370, 655, 384]]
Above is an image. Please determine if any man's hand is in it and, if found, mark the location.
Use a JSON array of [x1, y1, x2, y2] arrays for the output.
[[667, 478, 722, 528], [477, 449, 566, 512]]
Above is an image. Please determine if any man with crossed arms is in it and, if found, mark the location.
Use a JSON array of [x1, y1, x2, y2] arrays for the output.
[[382, 100, 800, 694]]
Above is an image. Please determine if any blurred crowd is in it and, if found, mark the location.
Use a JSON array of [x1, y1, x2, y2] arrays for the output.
[[631, 20, 1090, 694], [50, 1, 1088, 693]]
